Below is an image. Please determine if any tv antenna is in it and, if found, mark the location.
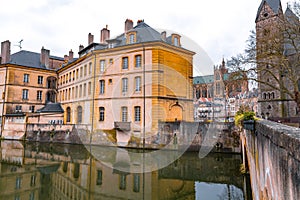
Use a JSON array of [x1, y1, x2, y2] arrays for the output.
[[14, 39, 23, 50]]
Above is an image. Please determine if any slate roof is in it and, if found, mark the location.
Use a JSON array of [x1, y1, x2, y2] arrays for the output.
[[36, 102, 64, 113], [9, 50, 64, 69], [283, 7, 300, 56], [256, 0, 282, 22], [193, 75, 214, 84], [79, 21, 188, 56]]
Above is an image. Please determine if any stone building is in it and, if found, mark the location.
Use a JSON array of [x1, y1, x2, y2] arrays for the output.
[[193, 60, 249, 121], [0, 41, 67, 138], [58, 19, 194, 138], [256, 0, 300, 118]]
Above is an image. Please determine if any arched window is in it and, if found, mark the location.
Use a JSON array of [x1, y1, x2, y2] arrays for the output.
[[77, 106, 82, 124], [66, 107, 71, 123], [216, 72, 221, 80]]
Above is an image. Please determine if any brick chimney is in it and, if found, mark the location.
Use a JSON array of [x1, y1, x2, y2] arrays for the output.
[[1, 40, 11, 64], [161, 31, 166, 41], [100, 25, 110, 44], [137, 19, 144, 25], [88, 33, 94, 45], [69, 50, 74, 61], [125, 19, 133, 33], [79, 44, 84, 52], [40, 47, 50, 68], [64, 55, 68, 63]]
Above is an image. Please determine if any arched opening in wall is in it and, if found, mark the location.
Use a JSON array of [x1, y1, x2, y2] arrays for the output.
[[46, 91, 56, 103], [66, 107, 71, 123], [169, 103, 183, 122], [77, 106, 82, 124]]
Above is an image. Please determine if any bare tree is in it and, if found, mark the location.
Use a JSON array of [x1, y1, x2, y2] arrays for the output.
[[228, 2, 300, 116]]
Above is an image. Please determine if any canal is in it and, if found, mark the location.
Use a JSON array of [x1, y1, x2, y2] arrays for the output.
[[0, 141, 251, 199]]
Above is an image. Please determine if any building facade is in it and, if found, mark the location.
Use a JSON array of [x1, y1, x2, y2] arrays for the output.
[[256, 0, 300, 118], [193, 60, 249, 121], [0, 19, 195, 140], [0, 41, 68, 138], [58, 19, 194, 137]]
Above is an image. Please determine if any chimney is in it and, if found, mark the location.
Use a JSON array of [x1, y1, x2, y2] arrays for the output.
[[64, 55, 69, 63], [40, 47, 50, 68], [100, 25, 110, 44], [137, 19, 144, 25], [79, 44, 84, 52], [125, 19, 133, 33], [161, 31, 166, 41], [69, 50, 74, 61], [1, 40, 11, 64], [88, 33, 94, 45]]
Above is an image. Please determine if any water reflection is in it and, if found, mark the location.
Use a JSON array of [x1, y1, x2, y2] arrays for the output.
[[0, 141, 250, 200]]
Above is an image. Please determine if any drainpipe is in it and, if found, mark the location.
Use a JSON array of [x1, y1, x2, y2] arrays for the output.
[[90, 51, 97, 144], [1, 65, 8, 137]]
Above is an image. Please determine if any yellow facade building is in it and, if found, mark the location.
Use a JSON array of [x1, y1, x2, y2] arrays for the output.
[[58, 19, 195, 137]]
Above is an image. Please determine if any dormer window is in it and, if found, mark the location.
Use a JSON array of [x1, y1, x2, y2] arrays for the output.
[[127, 31, 136, 44], [171, 34, 181, 47]]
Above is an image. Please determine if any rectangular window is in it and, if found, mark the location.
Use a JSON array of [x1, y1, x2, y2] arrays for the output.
[[100, 60, 105, 72], [129, 34, 135, 44], [96, 170, 103, 185], [22, 89, 29, 100], [83, 83, 86, 96], [76, 69, 79, 79], [122, 78, 128, 93], [121, 107, 128, 122], [29, 106, 35, 113], [38, 76, 43, 84], [135, 76, 141, 92], [16, 105, 22, 113], [134, 106, 141, 122], [88, 82, 91, 95], [23, 74, 29, 83], [99, 80, 105, 94], [89, 62, 92, 74], [79, 85, 82, 97], [37, 91, 42, 101], [84, 65, 87, 76], [30, 175, 36, 187], [135, 55, 142, 68], [122, 57, 128, 70], [133, 174, 140, 192], [119, 174, 126, 190], [80, 67, 83, 78], [75, 86, 78, 98], [99, 107, 105, 121], [16, 177, 21, 189]]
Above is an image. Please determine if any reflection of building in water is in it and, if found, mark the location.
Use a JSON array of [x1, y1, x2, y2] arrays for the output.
[[0, 141, 41, 199], [0, 142, 247, 199]]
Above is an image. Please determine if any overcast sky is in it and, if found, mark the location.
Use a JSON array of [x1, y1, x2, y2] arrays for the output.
[[0, 0, 291, 75]]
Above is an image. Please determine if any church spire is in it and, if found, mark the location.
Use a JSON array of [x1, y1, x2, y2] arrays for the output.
[[256, 0, 282, 22]]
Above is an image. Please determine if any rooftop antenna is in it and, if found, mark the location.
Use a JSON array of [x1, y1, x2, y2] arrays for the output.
[[14, 39, 23, 50]]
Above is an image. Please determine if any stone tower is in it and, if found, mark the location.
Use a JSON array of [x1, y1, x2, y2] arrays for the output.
[[256, 0, 286, 118]]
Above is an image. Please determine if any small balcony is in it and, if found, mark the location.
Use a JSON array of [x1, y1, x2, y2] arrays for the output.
[[114, 122, 131, 131]]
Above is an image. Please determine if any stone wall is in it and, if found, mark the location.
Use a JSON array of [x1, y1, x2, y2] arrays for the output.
[[241, 120, 300, 200]]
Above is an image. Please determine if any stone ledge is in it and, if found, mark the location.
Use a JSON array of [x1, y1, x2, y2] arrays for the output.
[[256, 120, 300, 161]]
